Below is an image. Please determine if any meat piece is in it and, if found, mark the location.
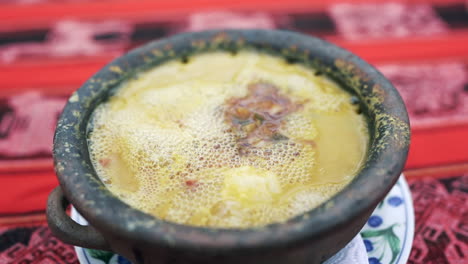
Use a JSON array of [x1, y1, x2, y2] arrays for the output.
[[224, 82, 301, 153]]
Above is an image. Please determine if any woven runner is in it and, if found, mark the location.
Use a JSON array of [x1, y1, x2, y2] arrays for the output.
[[1, 1, 467, 263]]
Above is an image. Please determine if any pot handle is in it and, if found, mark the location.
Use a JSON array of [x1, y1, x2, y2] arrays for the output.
[[47, 186, 110, 250]]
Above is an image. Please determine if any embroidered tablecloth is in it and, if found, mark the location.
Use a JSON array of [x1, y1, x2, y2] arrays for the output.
[[0, 1, 467, 263]]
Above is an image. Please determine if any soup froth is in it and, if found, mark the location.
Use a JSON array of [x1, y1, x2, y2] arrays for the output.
[[88, 51, 368, 228]]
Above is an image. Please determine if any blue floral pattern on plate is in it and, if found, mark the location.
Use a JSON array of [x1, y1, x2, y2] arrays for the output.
[[72, 175, 414, 264], [361, 176, 415, 264]]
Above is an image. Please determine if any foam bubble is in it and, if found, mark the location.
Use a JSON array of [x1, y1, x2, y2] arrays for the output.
[[88, 51, 368, 228]]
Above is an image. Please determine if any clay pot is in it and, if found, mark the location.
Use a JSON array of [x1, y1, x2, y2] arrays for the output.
[[47, 29, 410, 264]]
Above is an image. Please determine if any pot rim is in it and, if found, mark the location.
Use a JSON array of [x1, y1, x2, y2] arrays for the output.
[[53, 29, 410, 253]]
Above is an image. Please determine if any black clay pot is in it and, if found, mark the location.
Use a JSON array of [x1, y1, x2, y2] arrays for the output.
[[47, 29, 410, 264]]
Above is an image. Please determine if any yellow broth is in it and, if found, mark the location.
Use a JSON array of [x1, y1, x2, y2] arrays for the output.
[[88, 51, 369, 228]]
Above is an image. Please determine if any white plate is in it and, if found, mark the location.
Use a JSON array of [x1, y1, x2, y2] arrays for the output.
[[72, 175, 414, 264], [361, 175, 414, 264]]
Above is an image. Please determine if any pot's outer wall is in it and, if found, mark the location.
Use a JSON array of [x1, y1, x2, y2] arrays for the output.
[[53, 30, 410, 264]]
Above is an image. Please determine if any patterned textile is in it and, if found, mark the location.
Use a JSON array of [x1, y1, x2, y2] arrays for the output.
[[408, 173, 468, 264], [1, 1, 467, 263]]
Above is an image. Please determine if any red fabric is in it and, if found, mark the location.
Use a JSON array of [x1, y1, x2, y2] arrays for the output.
[[410, 125, 468, 168], [0, 226, 78, 264], [0, 0, 467, 263], [408, 173, 468, 263], [0, 171, 57, 214]]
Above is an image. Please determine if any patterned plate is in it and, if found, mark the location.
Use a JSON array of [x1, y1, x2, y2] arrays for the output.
[[72, 175, 414, 264], [361, 175, 415, 264]]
